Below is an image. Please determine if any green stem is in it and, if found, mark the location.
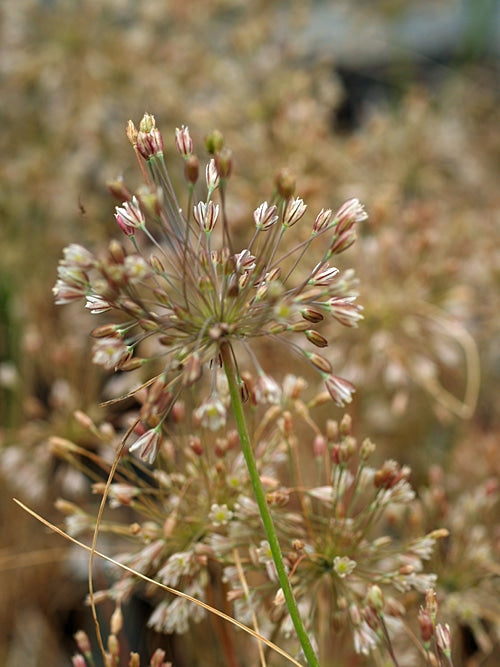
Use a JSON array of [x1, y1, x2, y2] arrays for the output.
[[220, 342, 320, 667]]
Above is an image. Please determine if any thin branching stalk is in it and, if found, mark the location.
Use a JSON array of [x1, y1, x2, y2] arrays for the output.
[[379, 614, 400, 667]]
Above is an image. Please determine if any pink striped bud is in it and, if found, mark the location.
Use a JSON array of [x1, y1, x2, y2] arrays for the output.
[[175, 125, 193, 157], [254, 201, 279, 230], [283, 196, 307, 227]]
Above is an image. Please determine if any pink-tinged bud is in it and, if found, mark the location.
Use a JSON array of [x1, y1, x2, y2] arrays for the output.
[[283, 196, 307, 227], [137, 126, 164, 159], [72, 656, 87, 667], [313, 208, 333, 232], [171, 400, 185, 423], [136, 114, 164, 159], [363, 604, 380, 631], [275, 167, 296, 199], [305, 329, 328, 348], [254, 374, 281, 405], [234, 248, 256, 273], [331, 443, 341, 464], [115, 196, 145, 236], [435, 623, 452, 657], [309, 262, 339, 286], [193, 200, 219, 233], [175, 125, 193, 157], [374, 460, 406, 489], [484, 477, 498, 495], [324, 373, 356, 407], [128, 428, 162, 465], [328, 296, 364, 328], [184, 155, 199, 185], [329, 229, 357, 255], [189, 435, 203, 456], [214, 437, 228, 458], [52, 280, 85, 305], [183, 353, 203, 386], [85, 295, 111, 314], [254, 201, 279, 230], [313, 434, 326, 457], [418, 607, 434, 643], [205, 158, 220, 191], [205, 129, 224, 154], [334, 198, 368, 234]]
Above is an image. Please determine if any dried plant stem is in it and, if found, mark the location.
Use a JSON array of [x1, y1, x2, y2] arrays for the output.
[[88, 422, 136, 667], [220, 342, 320, 667], [14, 498, 302, 666]]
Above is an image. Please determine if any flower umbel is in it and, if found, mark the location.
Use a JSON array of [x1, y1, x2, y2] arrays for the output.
[[54, 114, 364, 465]]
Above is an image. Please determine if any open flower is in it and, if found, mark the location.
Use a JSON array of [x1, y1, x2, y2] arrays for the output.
[[194, 394, 227, 431]]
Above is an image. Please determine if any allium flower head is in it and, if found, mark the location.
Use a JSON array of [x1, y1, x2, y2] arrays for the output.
[[54, 115, 366, 461]]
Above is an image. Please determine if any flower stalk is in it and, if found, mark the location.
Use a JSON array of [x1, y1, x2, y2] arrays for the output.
[[220, 341, 320, 667]]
